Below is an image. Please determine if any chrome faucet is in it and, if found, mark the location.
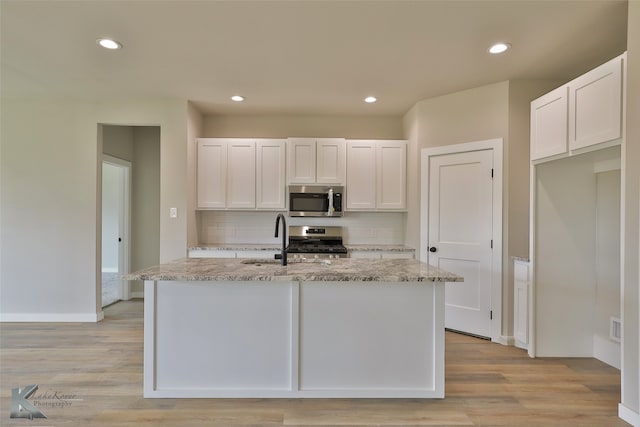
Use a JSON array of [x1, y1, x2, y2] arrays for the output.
[[274, 213, 288, 266]]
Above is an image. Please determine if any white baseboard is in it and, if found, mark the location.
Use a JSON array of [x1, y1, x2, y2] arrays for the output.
[[101, 268, 118, 273], [593, 334, 621, 369], [619, 403, 640, 427], [0, 312, 102, 322], [494, 335, 513, 346]]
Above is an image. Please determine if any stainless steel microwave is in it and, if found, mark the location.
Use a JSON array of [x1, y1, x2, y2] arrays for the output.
[[288, 185, 343, 217]]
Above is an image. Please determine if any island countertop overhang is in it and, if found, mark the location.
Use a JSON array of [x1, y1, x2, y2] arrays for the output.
[[125, 257, 463, 283]]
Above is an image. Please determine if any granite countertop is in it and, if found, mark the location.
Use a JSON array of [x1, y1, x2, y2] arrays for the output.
[[125, 257, 462, 283], [188, 244, 415, 253]]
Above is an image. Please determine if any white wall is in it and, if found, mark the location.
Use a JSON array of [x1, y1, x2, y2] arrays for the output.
[[534, 147, 620, 357], [621, 0, 640, 420], [595, 169, 621, 368], [402, 80, 558, 338], [203, 114, 403, 139], [0, 98, 187, 321]]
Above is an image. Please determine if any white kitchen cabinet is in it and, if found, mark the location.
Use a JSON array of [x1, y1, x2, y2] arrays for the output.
[[346, 141, 377, 210], [197, 138, 286, 211], [226, 140, 256, 209], [197, 139, 227, 208], [256, 139, 286, 209], [568, 54, 624, 151], [348, 251, 414, 259], [377, 141, 407, 210], [287, 138, 346, 184], [530, 52, 626, 163], [530, 86, 568, 161], [513, 259, 530, 349], [346, 140, 407, 211], [316, 139, 346, 184]]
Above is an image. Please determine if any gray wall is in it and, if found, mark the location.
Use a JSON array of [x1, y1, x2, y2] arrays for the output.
[[0, 99, 187, 320]]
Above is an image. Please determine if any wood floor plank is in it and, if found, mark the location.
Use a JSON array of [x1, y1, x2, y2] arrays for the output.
[[0, 300, 629, 426]]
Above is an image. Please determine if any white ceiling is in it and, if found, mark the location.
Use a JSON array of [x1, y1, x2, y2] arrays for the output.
[[0, 0, 628, 116]]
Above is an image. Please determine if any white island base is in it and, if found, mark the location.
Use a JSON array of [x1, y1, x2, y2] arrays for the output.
[[144, 280, 445, 398]]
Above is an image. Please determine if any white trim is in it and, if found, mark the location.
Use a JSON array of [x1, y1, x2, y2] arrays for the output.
[[528, 164, 537, 357], [101, 267, 118, 273], [420, 138, 504, 343], [1, 313, 102, 322], [618, 403, 640, 427], [593, 334, 621, 370]]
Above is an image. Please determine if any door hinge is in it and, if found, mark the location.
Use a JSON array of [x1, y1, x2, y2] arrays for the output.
[[490, 310, 493, 320], [491, 168, 494, 178], [490, 239, 493, 249]]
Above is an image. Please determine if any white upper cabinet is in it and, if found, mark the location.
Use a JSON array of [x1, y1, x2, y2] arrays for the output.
[[316, 139, 346, 184], [287, 138, 316, 183], [196, 138, 285, 211], [568, 54, 624, 151], [530, 52, 626, 163], [256, 139, 286, 209], [377, 141, 407, 210], [346, 141, 377, 210], [346, 140, 407, 211], [530, 86, 568, 161], [287, 138, 345, 184], [226, 140, 256, 209], [197, 139, 227, 209]]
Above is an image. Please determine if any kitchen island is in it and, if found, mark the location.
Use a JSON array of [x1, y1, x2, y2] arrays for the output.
[[127, 257, 462, 399]]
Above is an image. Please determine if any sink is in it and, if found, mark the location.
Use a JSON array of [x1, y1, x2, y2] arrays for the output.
[[241, 258, 332, 266]]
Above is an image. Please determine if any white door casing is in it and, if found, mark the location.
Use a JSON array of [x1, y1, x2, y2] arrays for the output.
[[421, 139, 503, 341]]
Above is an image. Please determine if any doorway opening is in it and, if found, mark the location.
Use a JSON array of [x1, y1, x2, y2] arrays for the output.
[[99, 125, 160, 314]]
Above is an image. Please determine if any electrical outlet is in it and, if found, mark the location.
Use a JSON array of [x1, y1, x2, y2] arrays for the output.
[[170, 207, 178, 218]]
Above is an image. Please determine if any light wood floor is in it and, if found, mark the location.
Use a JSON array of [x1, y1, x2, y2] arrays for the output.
[[0, 300, 628, 426]]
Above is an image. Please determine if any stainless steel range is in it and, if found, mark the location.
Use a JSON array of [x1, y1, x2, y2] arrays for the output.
[[286, 226, 348, 259]]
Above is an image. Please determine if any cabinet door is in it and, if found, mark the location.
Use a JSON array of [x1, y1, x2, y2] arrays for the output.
[[256, 139, 286, 210], [226, 140, 256, 209], [197, 139, 227, 209], [568, 55, 623, 151], [530, 86, 568, 161], [376, 140, 407, 210], [316, 138, 346, 184], [287, 138, 316, 183], [346, 141, 377, 210]]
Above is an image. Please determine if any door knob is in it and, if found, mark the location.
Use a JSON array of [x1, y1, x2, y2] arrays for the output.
[[429, 247, 437, 253]]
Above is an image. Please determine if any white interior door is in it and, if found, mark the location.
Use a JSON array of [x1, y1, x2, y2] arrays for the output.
[[102, 157, 130, 307], [428, 149, 494, 337]]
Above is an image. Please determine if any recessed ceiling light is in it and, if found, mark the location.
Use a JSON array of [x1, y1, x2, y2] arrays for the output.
[[488, 43, 511, 54], [97, 38, 122, 50], [231, 95, 245, 102], [364, 96, 377, 103]]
